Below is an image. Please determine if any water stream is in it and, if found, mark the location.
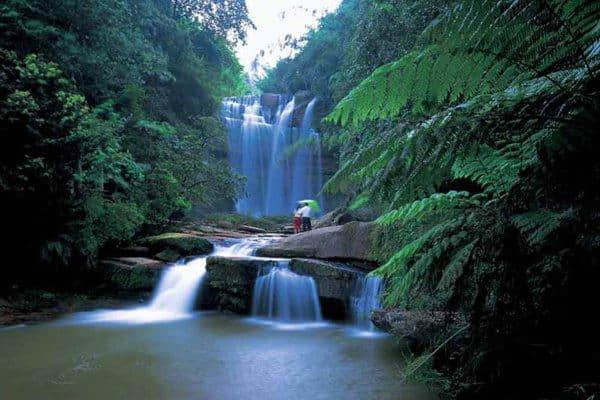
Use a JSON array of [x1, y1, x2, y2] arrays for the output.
[[251, 260, 322, 322], [350, 275, 385, 333]]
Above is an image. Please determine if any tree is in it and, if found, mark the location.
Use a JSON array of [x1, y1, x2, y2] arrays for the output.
[[169, 0, 255, 44]]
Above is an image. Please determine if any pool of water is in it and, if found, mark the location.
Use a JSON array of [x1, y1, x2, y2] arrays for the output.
[[0, 313, 437, 400]]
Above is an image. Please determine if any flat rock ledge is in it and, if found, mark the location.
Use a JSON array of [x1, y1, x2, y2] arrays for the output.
[[255, 221, 378, 269], [98, 257, 166, 291]]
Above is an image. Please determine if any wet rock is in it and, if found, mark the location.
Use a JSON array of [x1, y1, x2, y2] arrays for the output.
[[141, 232, 213, 258], [203, 256, 279, 314], [154, 248, 181, 262], [99, 257, 166, 291], [371, 310, 466, 353], [256, 222, 377, 267], [289, 258, 361, 300], [289, 258, 363, 319], [238, 225, 267, 234], [260, 93, 280, 109], [203, 255, 365, 319]]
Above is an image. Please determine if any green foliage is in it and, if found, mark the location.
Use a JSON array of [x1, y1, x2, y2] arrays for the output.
[[327, 0, 600, 125], [511, 208, 576, 248], [0, 0, 251, 269]]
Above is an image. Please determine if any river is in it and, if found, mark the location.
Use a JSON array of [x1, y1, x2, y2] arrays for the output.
[[0, 238, 437, 400]]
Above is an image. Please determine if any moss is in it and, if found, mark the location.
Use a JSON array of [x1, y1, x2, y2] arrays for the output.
[[155, 248, 181, 262], [142, 233, 213, 256]]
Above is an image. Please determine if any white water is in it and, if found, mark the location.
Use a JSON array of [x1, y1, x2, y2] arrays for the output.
[[251, 260, 322, 323], [222, 95, 325, 216], [350, 275, 384, 332], [75, 242, 260, 324]]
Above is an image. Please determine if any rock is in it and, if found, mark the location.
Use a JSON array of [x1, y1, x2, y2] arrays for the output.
[[371, 310, 467, 352], [216, 220, 235, 230], [313, 207, 379, 229], [142, 232, 213, 258], [261, 93, 280, 109], [289, 258, 364, 319], [99, 257, 166, 291], [154, 248, 181, 262], [289, 258, 361, 300], [280, 224, 295, 234], [112, 246, 152, 257], [256, 222, 377, 267], [203, 255, 365, 319], [203, 256, 279, 314], [238, 225, 267, 234]]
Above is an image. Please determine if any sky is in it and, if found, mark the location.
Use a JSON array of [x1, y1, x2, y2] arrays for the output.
[[235, 0, 343, 80]]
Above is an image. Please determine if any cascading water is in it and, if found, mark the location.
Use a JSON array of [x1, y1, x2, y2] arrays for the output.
[[350, 275, 384, 332], [222, 94, 325, 216], [251, 260, 322, 322], [77, 242, 259, 324]]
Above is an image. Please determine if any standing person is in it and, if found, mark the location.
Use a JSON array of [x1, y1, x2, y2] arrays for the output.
[[293, 204, 302, 234], [299, 202, 312, 232]]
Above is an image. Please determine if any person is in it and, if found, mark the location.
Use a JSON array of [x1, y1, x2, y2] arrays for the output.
[[293, 204, 302, 234], [299, 202, 312, 232]]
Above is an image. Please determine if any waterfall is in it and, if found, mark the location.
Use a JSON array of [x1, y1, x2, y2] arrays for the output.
[[350, 275, 384, 331], [222, 94, 325, 216], [146, 257, 207, 313], [76, 242, 259, 324], [251, 260, 322, 322]]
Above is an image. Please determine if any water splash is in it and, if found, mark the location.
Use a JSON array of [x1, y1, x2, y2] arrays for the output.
[[251, 260, 322, 322]]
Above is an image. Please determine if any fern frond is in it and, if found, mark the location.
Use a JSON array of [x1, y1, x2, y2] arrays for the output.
[[326, 0, 600, 126], [511, 208, 576, 247], [376, 191, 475, 225]]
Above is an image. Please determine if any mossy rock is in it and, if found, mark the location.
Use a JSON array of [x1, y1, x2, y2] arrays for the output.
[[142, 233, 213, 257], [155, 248, 181, 262]]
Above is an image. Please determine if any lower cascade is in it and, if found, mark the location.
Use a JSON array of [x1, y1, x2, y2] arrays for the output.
[[78, 242, 259, 324], [350, 275, 384, 331], [251, 260, 322, 322]]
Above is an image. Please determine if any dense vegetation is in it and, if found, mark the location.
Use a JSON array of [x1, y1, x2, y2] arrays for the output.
[[0, 0, 250, 275], [262, 0, 600, 398]]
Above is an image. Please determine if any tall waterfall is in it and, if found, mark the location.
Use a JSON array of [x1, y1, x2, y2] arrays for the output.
[[222, 95, 325, 216], [251, 260, 322, 322]]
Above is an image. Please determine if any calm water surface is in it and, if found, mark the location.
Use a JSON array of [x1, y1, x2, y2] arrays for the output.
[[0, 313, 437, 400]]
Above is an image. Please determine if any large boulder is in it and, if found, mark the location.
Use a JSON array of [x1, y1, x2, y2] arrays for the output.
[[141, 233, 213, 259], [99, 257, 166, 291], [255, 222, 377, 267], [203, 256, 278, 314]]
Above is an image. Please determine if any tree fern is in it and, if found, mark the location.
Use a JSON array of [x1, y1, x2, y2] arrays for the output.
[[511, 208, 576, 247], [326, 0, 600, 126]]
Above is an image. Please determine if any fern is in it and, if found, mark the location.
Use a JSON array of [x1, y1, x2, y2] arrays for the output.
[[511, 208, 576, 247], [376, 191, 476, 225], [327, 0, 600, 126]]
